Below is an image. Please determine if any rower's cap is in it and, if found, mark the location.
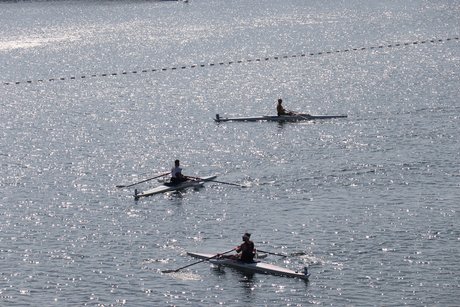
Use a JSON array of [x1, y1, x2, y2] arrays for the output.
[[243, 232, 251, 238]]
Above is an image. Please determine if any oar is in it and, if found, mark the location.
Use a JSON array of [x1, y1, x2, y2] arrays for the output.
[[258, 249, 307, 257], [162, 249, 234, 273], [187, 176, 248, 188], [116, 172, 170, 188], [257, 249, 288, 258]]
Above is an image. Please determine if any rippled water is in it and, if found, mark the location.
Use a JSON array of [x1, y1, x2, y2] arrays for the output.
[[1, 0, 459, 305]]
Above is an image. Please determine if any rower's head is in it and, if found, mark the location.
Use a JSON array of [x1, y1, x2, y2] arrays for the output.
[[242, 233, 251, 241], [174, 159, 180, 166], [278, 98, 282, 104]]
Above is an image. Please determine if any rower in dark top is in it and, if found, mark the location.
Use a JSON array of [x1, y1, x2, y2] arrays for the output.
[[218, 233, 256, 262], [170, 159, 187, 184], [277, 98, 311, 118], [277, 98, 295, 116], [235, 233, 256, 262]]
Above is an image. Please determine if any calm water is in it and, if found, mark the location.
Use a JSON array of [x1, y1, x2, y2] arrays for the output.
[[1, 0, 459, 305]]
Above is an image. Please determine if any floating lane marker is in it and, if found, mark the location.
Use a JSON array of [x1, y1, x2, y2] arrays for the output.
[[2, 37, 458, 86]]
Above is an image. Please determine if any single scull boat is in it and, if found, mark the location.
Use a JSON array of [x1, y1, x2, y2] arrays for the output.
[[187, 251, 309, 280], [134, 175, 217, 200], [214, 113, 347, 122]]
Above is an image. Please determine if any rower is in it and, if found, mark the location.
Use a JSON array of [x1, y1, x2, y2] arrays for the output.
[[218, 233, 256, 262], [277, 98, 295, 116], [170, 159, 188, 184], [277, 98, 310, 117], [235, 232, 256, 263]]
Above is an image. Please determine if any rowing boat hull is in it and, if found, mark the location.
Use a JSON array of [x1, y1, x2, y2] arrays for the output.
[[214, 114, 347, 122], [187, 252, 309, 280], [134, 175, 217, 199]]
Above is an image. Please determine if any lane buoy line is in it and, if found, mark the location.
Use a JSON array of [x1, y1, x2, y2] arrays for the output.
[[2, 36, 458, 86]]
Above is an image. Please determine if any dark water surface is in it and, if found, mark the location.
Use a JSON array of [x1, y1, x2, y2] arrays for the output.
[[1, 0, 459, 305]]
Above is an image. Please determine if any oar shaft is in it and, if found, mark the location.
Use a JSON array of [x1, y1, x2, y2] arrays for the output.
[[163, 249, 234, 273], [117, 172, 170, 188], [187, 176, 247, 188], [210, 179, 247, 187], [257, 249, 288, 257]]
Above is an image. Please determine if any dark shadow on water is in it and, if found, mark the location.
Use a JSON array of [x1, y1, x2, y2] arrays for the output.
[[211, 265, 256, 298], [169, 190, 184, 198], [277, 121, 287, 130]]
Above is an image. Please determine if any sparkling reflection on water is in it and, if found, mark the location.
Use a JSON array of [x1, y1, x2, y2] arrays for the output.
[[1, 0, 459, 305]]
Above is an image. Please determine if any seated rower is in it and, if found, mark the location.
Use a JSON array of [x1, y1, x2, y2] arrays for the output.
[[220, 233, 256, 262], [170, 159, 188, 184], [277, 98, 310, 117], [236, 232, 256, 262], [277, 98, 295, 116]]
